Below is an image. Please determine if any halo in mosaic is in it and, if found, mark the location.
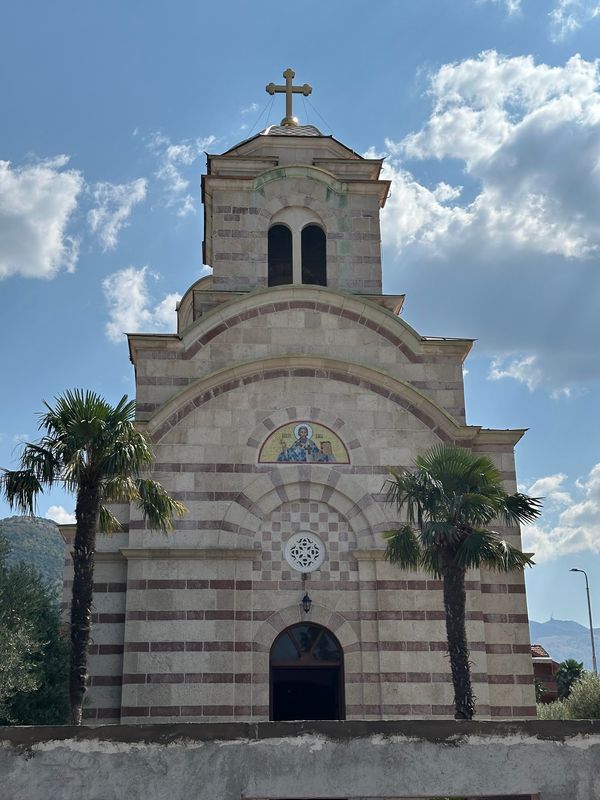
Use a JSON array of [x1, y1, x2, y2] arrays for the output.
[[284, 532, 326, 573], [259, 420, 350, 463]]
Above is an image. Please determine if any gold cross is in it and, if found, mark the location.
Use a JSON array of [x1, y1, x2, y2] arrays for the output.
[[266, 68, 312, 127]]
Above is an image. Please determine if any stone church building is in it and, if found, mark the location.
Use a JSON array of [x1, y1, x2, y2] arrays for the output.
[[63, 71, 536, 725]]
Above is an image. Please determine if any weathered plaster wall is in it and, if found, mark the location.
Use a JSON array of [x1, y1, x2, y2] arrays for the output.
[[1, 720, 598, 800]]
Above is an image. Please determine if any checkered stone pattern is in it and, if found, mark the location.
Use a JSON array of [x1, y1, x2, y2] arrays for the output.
[[254, 500, 359, 584]]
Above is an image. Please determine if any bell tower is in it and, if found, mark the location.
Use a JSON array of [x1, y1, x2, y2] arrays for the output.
[[202, 68, 390, 295]]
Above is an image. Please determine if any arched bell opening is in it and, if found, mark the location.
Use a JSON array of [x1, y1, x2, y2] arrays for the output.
[[268, 224, 293, 286], [270, 622, 345, 721], [301, 224, 327, 286]]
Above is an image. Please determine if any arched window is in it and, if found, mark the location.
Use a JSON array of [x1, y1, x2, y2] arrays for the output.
[[270, 623, 344, 721], [301, 224, 327, 286], [268, 224, 293, 286]]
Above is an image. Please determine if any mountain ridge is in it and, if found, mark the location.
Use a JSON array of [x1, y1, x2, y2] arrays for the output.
[[530, 618, 599, 669]]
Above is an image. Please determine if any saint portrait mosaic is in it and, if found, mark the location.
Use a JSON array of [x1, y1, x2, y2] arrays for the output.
[[258, 421, 350, 464]]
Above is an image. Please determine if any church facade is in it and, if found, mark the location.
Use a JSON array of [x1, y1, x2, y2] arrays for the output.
[[63, 71, 536, 724]]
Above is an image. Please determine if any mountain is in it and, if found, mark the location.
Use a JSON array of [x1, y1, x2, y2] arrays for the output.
[[530, 618, 599, 670], [0, 515, 65, 592]]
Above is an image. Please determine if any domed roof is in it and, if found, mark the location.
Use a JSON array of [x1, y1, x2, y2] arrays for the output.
[[261, 124, 322, 137]]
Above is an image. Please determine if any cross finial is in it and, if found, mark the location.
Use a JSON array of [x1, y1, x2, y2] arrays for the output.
[[266, 68, 312, 127]]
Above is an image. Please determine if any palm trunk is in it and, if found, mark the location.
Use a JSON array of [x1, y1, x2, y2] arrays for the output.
[[69, 481, 100, 724], [441, 557, 475, 719]]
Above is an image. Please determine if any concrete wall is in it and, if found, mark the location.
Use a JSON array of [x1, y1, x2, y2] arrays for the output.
[[1, 720, 598, 800]]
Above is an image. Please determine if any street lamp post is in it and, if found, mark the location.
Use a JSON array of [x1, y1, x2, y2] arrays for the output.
[[570, 568, 598, 674]]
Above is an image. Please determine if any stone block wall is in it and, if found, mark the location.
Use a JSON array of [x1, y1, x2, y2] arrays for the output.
[[205, 171, 383, 293]]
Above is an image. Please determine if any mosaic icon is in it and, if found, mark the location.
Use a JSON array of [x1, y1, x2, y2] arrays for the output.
[[259, 420, 349, 463]]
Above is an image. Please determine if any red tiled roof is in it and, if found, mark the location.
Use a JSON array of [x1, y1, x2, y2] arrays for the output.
[[531, 644, 550, 658]]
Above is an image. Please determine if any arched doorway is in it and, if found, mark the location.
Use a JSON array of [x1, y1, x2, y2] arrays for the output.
[[270, 623, 345, 721]]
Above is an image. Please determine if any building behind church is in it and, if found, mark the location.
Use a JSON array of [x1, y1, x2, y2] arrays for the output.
[[61, 70, 536, 724]]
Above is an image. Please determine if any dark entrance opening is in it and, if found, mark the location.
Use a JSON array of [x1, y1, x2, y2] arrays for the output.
[[270, 623, 344, 721]]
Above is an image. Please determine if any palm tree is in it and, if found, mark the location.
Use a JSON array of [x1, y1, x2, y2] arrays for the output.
[[383, 444, 542, 720], [0, 390, 186, 724], [556, 658, 584, 699]]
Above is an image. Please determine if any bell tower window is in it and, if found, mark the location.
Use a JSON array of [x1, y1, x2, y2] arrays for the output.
[[268, 224, 293, 287], [301, 224, 327, 286]]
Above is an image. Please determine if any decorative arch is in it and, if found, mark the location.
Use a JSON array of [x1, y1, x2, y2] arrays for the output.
[[254, 603, 359, 654], [270, 622, 345, 720], [147, 355, 469, 446], [179, 285, 439, 364], [219, 464, 389, 548], [253, 164, 347, 196], [268, 207, 327, 287]]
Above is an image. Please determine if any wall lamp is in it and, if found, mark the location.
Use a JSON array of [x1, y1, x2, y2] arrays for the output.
[[302, 592, 312, 614]]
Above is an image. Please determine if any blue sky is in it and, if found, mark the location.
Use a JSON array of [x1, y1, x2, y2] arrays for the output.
[[1, 0, 600, 639]]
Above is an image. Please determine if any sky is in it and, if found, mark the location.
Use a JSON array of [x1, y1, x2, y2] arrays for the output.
[[1, 0, 600, 640]]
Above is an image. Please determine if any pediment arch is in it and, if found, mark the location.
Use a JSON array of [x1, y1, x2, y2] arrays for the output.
[[253, 164, 347, 196], [147, 354, 470, 446], [179, 284, 441, 363]]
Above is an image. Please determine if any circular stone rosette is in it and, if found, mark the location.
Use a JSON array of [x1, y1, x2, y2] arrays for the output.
[[284, 532, 327, 573]]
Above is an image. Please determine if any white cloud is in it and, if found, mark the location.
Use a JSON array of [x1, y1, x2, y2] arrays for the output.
[[549, 0, 600, 41], [147, 132, 216, 216], [488, 354, 542, 391], [12, 433, 29, 444], [386, 52, 600, 259], [102, 266, 181, 342], [45, 505, 76, 524], [478, 0, 522, 14], [241, 102, 259, 115], [522, 464, 600, 561], [550, 386, 573, 400], [0, 156, 83, 279], [526, 473, 572, 506], [88, 178, 147, 250], [377, 51, 600, 390]]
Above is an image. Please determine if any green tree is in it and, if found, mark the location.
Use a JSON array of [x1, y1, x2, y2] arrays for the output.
[[556, 658, 585, 699], [0, 390, 186, 724], [0, 537, 69, 723], [564, 672, 600, 718], [384, 444, 541, 719]]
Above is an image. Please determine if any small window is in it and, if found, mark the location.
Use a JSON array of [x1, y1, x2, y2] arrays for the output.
[[301, 224, 326, 286], [268, 225, 293, 286]]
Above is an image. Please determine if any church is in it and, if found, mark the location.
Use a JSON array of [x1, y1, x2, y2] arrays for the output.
[[63, 69, 536, 724]]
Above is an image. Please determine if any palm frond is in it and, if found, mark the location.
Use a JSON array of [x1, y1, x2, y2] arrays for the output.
[[98, 431, 154, 478], [20, 444, 60, 485], [485, 537, 535, 572], [455, 530, 534, 572], [420, 520, 460, 547], [0, 469, 43, 514], [101, 475, 138, 503], [135, 479, 186, 533], [383, 526, 421, 569], [501, 492, 543, 526], [419, 547, 443, 578], [98, 505, 123, 534]]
